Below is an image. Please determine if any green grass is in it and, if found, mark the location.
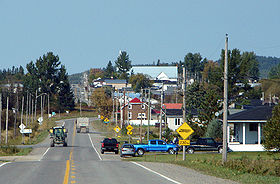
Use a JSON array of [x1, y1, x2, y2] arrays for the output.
[[125, 152, 280, 184], [0, 146, 32, 156]]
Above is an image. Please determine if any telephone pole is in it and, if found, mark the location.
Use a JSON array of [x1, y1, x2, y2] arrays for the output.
[[159, 83, 164, 139], [182, 65, 186, 160], [147, 88, 151, 141], [0, 93, 2, 144], [5, 97, 9, 144], [222, 34, 229, 164]]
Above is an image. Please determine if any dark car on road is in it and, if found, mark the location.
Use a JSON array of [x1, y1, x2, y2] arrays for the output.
[[120, 144, 135, 157], [101, 138, 119, 154], [186, 137, 223, 154]]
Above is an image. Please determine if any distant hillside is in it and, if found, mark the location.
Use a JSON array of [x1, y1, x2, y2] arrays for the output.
[[69, 70, 89, 84], [257, 56, 280, 79]]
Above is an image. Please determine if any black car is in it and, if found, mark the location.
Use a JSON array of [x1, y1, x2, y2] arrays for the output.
[[101, 138, 119, 154], [186, 138, 223, 154]]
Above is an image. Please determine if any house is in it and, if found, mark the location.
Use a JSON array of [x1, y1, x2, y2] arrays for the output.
[[104, 79, 131, 90], [130, 66, 178, 82], [227, 105, 274, 152], [121, 97, 158, 125]]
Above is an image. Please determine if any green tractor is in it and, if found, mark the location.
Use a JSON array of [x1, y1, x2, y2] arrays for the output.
[[49, 126, 68, 147]]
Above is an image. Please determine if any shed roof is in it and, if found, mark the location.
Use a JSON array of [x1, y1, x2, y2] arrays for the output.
[[163, 103, 182, 109], [130, 66, 178, 79]]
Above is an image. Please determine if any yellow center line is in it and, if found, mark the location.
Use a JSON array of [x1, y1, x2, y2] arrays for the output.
[[62, 122, 77, 184]]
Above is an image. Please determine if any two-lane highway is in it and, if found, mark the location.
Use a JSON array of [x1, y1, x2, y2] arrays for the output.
[[0, 119, 180, 184]]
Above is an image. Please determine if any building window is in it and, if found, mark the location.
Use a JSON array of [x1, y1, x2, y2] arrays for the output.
[[175, 118, 181, 126], [137, 113, 146, 119], [141, 104, 145, 109], [128, 112, 132, 119], [249, 123, 258, 131], [128, 104, 132, 109]]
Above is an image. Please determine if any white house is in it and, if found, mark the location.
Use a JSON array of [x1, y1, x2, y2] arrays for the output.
[[227, 106, 274, 152]]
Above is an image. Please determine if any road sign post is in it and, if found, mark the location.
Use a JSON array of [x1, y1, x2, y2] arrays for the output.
[[176, 122, 194, 160], [126, 125, 133, 144]]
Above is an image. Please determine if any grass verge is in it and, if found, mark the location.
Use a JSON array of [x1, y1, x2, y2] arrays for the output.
[[125, 152, 280, 184], [0, 145, 32, 156]]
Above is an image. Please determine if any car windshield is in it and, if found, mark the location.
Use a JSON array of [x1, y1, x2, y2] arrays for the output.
[[123, 145, 133, 148]]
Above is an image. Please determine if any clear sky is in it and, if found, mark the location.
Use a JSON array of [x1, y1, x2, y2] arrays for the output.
[[1, 0, 280, 74]]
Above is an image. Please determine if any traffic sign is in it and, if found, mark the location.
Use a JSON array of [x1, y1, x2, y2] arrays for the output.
[[127, 131, 132, 135], [100, 115, 104, 120], [179, 140, 190, 146], [20, 129, 32, 134], [126, 125, 133, 132], [19, 123, 26, 130], [176, 122, 194, 140], [104, 118, 109, 122], [114, 126, 121, 133]]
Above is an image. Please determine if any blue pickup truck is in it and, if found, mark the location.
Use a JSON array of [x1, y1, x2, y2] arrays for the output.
[[133, 139, 177, 156]]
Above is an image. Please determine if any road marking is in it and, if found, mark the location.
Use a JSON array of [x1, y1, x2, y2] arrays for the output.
[[0, 162, 10, 168], [71, 181, 76, 183], [131, 162, 182, 184], [62, 160, 70, 184], [39, 147, 50, 161], [88, 133, 102, 161]]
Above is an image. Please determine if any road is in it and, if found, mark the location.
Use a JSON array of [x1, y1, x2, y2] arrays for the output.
[[0, 119, 237, 184]]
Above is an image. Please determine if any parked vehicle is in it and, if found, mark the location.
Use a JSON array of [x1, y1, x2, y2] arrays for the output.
[[101, 138, 119, 154], [120, 144, 135, 157], [76, 117, 90, 133], [133, 139, 178, 156], [49, 126, 68, 147], [186, 138, 223, 154]]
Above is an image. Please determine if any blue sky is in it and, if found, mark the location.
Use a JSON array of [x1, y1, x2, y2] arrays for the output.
[[1, 0, 280, 74]]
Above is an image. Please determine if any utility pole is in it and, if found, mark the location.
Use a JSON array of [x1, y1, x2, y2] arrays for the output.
[[41, 95, 43, 120], [26, 94, 29, 127], [5, 97, 9, 144], [0, 93, 2, 144], [159, 83, 164, 139], [147, 88, 151, 142], [31, 99, 34, 125], [14, 94, 18, 137], [182, 65, 186, 160], [21, 96, 24, 144], [79, 91, 82, 117], [222, 34, 229, 164], [48, 94, 50, 118], [34, 90, 37, 122], [112, 88, 115, 123]]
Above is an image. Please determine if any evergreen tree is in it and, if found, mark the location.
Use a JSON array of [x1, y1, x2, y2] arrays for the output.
[[263, 104, 280, 151], [115, 51, 132, 80], [205, 119, 223, 141]]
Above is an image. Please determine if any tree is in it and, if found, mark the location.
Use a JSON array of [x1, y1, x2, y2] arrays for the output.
[[263, 104, 280, 152], [104, 61, 116, 78], [184, 53, 204, 81], [205, 119, 223, 141], [90, 88, 113, 118], [129, 73, 152, 92], [24, 52, 75, 111], [268, 63, 280, 79], [115, 51, 132, 80]]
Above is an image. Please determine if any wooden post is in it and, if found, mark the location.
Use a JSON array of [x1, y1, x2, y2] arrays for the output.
[[5, 97, 9, 144]]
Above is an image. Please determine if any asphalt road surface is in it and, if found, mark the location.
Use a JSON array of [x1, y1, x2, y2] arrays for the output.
[[0, 119, 237, 184]]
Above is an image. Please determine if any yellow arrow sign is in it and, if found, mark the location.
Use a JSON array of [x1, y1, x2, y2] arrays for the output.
[[176, 122, 194, 140], [126, 125, 133, 131], [179, 140, 190, 146], [127, 131, 132, 135], [114, 126, 121, 133]]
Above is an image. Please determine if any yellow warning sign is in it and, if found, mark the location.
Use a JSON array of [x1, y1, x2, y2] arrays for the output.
[[100, 115, 104, 120], [176, 122, 194, 140], [104, 118, 109, 122], [126, 125, 133, 131], [114, 126, 121, 133], [127, 131, 132, 135]]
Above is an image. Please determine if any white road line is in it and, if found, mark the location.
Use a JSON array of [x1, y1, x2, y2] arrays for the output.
[[131, 162, 182, 184], [0, 162, 10, 168], [39, 147, 50, 161], [88, 133, 102, 161]]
